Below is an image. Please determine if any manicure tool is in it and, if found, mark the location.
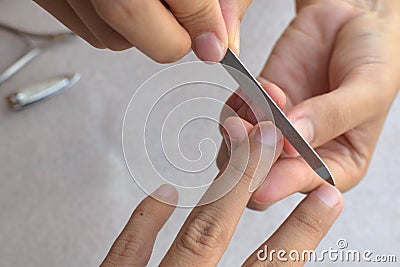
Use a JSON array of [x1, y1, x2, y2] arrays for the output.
[[221, 48, 335, 186], [0, 23, 80, 110], [8, 74, 80, 111], [0, 23, 75, 85]]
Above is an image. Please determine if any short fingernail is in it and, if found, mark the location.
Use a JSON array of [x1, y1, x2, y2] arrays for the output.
[[152, 184, 178, 203], [194, 32, 225, 62], [254, 122, 280, 147], [314, 185, 341, 208], [293, 117, 314, 143]]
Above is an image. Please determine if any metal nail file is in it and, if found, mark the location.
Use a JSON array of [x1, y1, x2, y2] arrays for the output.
[[220, 48, 335, 186]]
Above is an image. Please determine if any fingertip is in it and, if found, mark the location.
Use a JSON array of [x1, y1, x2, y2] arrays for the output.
[[253, 121, 281, 147], [193, 32, 226, 62], [223, 116, 253, 140], [257, 77, 287, 110], [283, 138, 299, 156], [151, 184, 179, 206], [312, 184, 343, 209]]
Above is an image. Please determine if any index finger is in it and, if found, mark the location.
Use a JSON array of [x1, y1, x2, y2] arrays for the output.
[[101, 185, 178, 266], [91, 0, 191, 63], [161, 120, 283, 266]]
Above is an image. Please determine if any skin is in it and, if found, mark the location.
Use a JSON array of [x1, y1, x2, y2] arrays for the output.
[[101, 120, 344, 266], [222, 0, 400, 210], [33, 0, 252, 63]]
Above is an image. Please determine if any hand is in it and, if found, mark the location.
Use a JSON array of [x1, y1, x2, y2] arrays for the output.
[[222, 0, 400, 210], [33, 0, 251, 62], [101, 119, 344, 266]]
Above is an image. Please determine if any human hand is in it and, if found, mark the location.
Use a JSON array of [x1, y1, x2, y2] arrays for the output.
[[33, 0, 252, 62], [101, 119, 344, 266], [222, 0, 400, 210]]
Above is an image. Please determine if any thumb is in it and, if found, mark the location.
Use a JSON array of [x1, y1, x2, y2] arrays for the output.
[[165, 0, 228, 62], [287, 72, 387, 153], [219, 0, 253, 55]]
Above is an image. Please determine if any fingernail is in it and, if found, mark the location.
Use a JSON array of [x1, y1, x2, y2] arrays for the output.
[[233, 23, 240, 54], [254, 122, 280, 147], [314, 185, 341, 208], [223, 117, 248, 153], [293, 117, 314, 143], [152, 184, 177, 202], [193, 32, 225, 62]]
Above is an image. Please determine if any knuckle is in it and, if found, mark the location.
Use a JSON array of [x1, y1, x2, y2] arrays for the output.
[[347, 152, 369, 187], [169, 0, 215, 26], [104, 232, 149, 265], [292, 210, 323, 238], [176, 210, 227, 258]]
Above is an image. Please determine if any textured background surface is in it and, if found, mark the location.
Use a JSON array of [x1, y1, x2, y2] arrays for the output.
[[0, 0, 399, 266]]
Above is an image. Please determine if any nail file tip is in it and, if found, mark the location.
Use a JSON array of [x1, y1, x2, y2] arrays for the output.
[[316, 166, 335, 186]]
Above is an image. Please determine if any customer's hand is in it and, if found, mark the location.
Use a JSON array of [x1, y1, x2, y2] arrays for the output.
[[34, 0, 252, 62], [222, 0, 400, 210], [102, 119, 344, 266]]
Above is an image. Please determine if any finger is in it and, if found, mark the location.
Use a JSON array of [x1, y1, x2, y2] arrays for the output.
[[250, 125, 378, 209], [101, 185, 178, 266], [244, 184, 343, 266], [91, 0, 191, 63], [166, 0, 227, 62], [250, 156, 323, 208], [161, 122, 283, 266], [217, 117, 253, 169], [225, 78, 287, 113], [219, 0, 253, 54], [33, 0, 103, 48], [222, 116, 253, 153], [220, 79, 285, 163], [67, 0, 132, 51], [287, 70, 391, 153]]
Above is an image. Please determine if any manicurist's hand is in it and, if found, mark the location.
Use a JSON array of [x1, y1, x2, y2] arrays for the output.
[[102, 118, 344, 266], [222, 0, 400, 210], [34, 0, 252, 62]]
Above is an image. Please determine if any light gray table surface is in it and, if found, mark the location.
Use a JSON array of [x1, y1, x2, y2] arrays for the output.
[[0, 0, 399, 266]]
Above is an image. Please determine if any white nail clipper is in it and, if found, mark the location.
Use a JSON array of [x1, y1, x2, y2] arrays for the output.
[[0, 23, 80, 110]]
